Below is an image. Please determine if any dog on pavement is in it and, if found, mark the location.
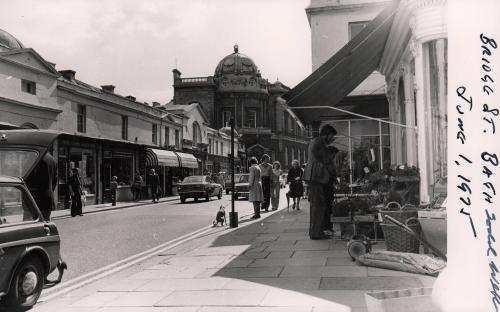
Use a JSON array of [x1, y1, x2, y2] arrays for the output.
[[213, 205, 226, 227]]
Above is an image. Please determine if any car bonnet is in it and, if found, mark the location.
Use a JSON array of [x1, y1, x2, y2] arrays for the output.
[[0, 130, 59, 179]]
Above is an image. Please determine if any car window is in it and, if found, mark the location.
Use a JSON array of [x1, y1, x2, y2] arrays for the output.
[[0, 185, 37, 225], [0, 150, 39, 177], [239, 175, 249, 183], [182, 176, 204, 183]]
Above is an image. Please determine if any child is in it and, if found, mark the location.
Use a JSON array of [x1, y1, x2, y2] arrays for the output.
[[110, 176, 118, 206]]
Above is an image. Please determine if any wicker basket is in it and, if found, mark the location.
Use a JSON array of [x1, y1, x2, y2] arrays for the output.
[[380, 218, 421, 253], [379, 202, 418, 223]]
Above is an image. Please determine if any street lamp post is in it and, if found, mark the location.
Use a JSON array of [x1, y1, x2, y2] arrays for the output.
[[229, 117, 238, 228]]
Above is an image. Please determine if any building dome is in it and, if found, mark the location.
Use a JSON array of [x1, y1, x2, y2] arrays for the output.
[[0, 29, 24, 50], [214, 45, 260, 77]]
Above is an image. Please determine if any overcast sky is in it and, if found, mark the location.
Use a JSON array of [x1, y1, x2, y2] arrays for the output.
[[1, 0, 312, 104]]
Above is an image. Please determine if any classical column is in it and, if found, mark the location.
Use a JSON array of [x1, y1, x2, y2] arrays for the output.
[[403, 63, 417, 166], [413, 40, 429, 204]]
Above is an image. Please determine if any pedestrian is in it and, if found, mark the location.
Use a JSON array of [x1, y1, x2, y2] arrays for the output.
[[287, 159, 304, 210], [271, 161, 281, 210], [259, 154, 272, 212], [110, 176, 118, 206], [26, 151, 57, 221], [68, 168, 84, 217], [324, 145, 339, 234], [132, 171, 143, 201], [148, 169, 160, 203], [248, 157, 263, 219], [303, 125, 337, 240]]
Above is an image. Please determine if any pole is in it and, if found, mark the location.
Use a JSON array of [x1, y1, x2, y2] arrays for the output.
[[229, 117, 238, 228]]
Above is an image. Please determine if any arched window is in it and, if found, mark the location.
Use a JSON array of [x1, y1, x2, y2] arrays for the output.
[[192, 122, 202, 145]]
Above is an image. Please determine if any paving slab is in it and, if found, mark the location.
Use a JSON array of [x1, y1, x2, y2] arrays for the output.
[[222, 277, 321, 291], [102, 291, 172, 307], [266, 251, 294, 259], [319, 276, 423, 290], [156, 289, 269, 306], [136, 277, 230, 291], [213, 266, 284, 278], [326, 257, 358, 266], [280, 266, 368, 278], [304, 290, 369, 308], [70, 292, 125, 307], [129, 265, 209, 279], [199, 307, 312, 312], [249, 257, 327, 267], [97, 307, 200, 312], [185, 245, 249, 256], [259, 288, 351, 310]]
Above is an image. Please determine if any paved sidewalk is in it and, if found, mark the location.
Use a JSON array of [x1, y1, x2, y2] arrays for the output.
[[50, 196, 181, 220], [34, 199, 436, 312]]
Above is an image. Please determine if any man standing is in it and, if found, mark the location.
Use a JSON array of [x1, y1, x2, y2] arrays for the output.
[[303, 125, 337, 239], [149, 169, 160, 203], [27, 151, 57, 221], [68, 168, 83, 217], [259, 154, 272, 212]]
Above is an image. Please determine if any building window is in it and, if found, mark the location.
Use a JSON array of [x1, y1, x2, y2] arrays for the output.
[[193, 122, 201, 145], [348, 21, 369, 40], [77, 104, 86, 133], [21, 79, 36, 95], [223, 110, 231, 127], [165, 127, 170, 146], [215, 141, 219, 155], [246, 110, 257, 128], [175, 129, 180, 148], [209, 138, 212, 154], [121, 116, 128, 140], [152, 124, 158, 144]]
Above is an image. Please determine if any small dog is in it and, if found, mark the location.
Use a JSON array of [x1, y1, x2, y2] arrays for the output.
[[213, 205, 226, 227], [81, 190, 87, 208]]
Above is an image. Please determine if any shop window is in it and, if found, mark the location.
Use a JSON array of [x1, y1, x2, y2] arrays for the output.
[[70, 148, 96, 199], [121, 116, 128, 140], [152, 124, 158, 144], [426, 38, 448, 180], [348, 21, 369, 40], [77, 105, 86, 133], [21, 79, 36, 95], [110, 151, 134, 185], [165, 126, 170, 146]]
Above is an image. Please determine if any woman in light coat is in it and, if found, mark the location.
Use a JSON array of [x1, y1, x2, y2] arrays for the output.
[[248, 157, 264, 219], [271, 161, 282, 210]]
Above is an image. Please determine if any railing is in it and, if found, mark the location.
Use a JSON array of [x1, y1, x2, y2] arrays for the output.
[[179, 77, 212, 84]]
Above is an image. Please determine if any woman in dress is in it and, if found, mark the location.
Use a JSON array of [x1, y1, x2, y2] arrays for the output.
[[270, 161, 282, 210], [248, 157, 264, 219], [287, 159, 304, 210]]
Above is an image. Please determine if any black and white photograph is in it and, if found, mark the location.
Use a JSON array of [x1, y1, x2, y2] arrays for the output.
[[0, 0, 498, 311]]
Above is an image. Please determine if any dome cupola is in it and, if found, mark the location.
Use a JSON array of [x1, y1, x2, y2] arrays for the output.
[[214, 45, 260, 77], [0, 29, 25, 50]]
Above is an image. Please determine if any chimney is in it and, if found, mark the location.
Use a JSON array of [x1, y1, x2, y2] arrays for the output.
[[59, 70, 76, 81], [126, 95, 136, 101], [172, 69, 182, 82], [101, 85, 115, 93], [152, 101, 161, 108]]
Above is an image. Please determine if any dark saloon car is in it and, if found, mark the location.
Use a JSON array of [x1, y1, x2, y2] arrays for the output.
[[234, 174, 250, 200], [0, 130, 66, 311], [178, 175, 223, 203], [224, 173, 242, 194]]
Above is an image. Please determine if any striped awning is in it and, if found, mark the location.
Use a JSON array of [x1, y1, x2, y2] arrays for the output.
[[176, 152, 199, 169], [146, 148, 180, 167]]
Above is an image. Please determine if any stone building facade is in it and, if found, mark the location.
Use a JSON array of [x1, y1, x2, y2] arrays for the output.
[[172, 45, 309, 170]]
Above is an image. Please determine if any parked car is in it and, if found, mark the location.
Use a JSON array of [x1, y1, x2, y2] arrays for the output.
[[177, 175, 223, 203], [224, 173, 243, 194], [234, 174, 250, 200], [0, 130, 66, 311], [280, 173, 288, 188]]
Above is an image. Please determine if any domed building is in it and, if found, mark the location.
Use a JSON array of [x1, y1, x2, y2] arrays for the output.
[[172, 45, 310, 171], [0, 29, 25, 51]]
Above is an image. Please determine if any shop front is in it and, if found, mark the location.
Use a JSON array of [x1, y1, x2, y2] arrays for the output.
[[146, 148, 183, 197]]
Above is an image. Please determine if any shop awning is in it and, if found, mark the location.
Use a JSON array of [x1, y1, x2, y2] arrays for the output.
[[146, 148, 180, 167], [283, 1, 397, 124], [176, 152, 199, 169]]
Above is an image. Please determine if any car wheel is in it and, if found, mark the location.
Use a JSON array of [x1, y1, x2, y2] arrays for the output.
[[217, 189, 222, 199], [180, 197, 186, 203], [2, 255, 44, 311], [194, 197, 198, 202], [205, 192, 210, 202]]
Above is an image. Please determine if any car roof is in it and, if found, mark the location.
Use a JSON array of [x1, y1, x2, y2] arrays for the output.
[[0, 175, 23, 183]]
